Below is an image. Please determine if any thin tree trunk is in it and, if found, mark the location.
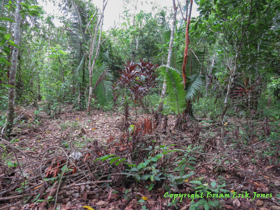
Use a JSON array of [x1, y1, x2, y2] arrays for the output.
[[181, 0, 193, 119], [157, 0, 177, 113], [0, 0, 4, 18], [182, 0, 192, 88], [205, 55, 215, 97], [6, 0, 21, 138], [220, 53, 238, 147], [87, 0, 107, 114]]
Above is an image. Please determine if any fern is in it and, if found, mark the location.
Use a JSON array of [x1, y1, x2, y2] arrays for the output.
[[158, 65, 186, 114]]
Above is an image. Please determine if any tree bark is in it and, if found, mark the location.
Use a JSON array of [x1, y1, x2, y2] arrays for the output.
[[220, 53, 238, 148], [181, 0, 193, 119], [6, 0, 21, 138], [182, 0, 192, 88], [205, 54, 215, 97], [157, 0, 177, 113], [87, 0, 107, 114]]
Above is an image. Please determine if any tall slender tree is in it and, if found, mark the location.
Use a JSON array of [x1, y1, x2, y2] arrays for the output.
[[158, 0, 177, 113], [87, 0, 107, 114], [6, 0, 21, 138], [182, 0, 193, 116]]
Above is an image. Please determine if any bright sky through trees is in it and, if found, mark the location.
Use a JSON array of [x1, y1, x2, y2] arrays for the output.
[[38, 0, 200, 30]]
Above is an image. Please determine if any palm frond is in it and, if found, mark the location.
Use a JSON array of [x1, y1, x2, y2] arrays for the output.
[[95, 79, 113, 105], [92, 60, 113, 105], [75, 55, 84, 74], [158, 65, 186, 114], [185, 73, 203, 101]]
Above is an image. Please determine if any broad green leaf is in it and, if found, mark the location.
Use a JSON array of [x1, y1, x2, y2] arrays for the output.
[[8, 41, 20, 48], [189, 180, 202, 185], [141, 174, 150, 180], [211, 181, 217, 188], [156, 154, 163, 158], [109, 157, 120, 164], [115, 158, 126, 166], [151, 157, 158, 162], [0, 58, 11, 65], [4, 34, 11, 40], [154, 176, 160, 181], [0, 17, 14, 22], [61, 165, 67, 172]]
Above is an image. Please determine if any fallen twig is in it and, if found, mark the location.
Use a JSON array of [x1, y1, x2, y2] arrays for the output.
[[0, 193, 33, 201]]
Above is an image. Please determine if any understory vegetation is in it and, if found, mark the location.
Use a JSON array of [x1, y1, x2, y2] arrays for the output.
[[0, 0, 280, 209]]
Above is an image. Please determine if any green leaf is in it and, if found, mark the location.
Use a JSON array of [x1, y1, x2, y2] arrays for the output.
[[185, 74, 203, 101], [162, 149, 182, 154], [20, 2, 29, 9], [61, 165, 67, 172], [151, 157, 158, 162], [0, 17, 14, 22], [189, 180, 202, 185], [208, 201, 215, 207], [7, 41, 20, 48], [93, 154, 115, 162], [204, 202, 209, 210], [115, 158, 126, 166], [109, 157, 120, 164], [154, 176, 160, 181], [36, 199, 45, 202], [157, 65, 186, 114], [3, 46, 10, 54], [211, 181, 216, 188], [156, 154, 163, 158], [141, 174, 150, 180], [0, 58, 11, 65]]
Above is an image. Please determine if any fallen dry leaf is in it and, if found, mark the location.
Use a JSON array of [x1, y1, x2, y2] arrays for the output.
[[233, 198, 241, 207], [223, 204, 233, 209], [256, 200, 264, 206], [96, 200, 107, 206], [270, 206, 280, 210]]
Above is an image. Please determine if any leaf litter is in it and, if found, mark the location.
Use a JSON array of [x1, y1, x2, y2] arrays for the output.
[[0, 105, 280, 209]]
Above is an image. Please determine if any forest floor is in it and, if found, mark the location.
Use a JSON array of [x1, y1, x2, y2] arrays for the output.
[[0, 105, 280, 210]]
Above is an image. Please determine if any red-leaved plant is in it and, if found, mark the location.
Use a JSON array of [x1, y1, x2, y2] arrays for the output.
[[113, 59, 158, 127], [233, 75, 260, 110]]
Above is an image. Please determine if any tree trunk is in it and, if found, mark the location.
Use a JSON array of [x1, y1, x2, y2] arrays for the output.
[[180, 0, 193, 121], [181, 0, 192, 88], [6, 0, 21, 138], [220, 53, 238, 147], [157, 0, 177, 113], [205, 55, 215, 97], [87, 0, 107, 114]]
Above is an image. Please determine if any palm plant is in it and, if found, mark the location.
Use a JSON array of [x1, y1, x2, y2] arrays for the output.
[[157, 65, 203, 118], [92, 57, 113, 106]]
